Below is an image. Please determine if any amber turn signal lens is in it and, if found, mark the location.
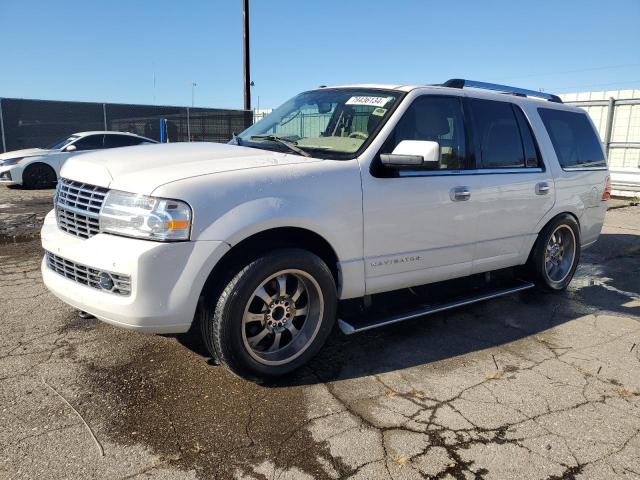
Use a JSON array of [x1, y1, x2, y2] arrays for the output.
[[167, 219, 190, 230]]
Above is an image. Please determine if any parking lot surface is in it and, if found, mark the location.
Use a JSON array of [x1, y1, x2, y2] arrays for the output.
[[1, 185, 639, 480]]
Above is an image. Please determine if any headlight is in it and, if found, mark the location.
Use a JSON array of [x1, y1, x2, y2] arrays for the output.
[[0, 157, 25, 166], [99, 191, 192, 241]]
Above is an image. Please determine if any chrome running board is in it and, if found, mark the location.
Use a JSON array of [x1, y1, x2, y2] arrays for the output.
[[338, 279, 535, 335]]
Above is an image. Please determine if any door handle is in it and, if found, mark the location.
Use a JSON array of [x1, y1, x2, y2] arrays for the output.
[[450, 186, 471, 202], [535, 182, 551, 195]]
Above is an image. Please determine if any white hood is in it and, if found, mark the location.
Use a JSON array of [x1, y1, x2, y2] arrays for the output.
[[60, 142, 321, 195], [0, 148, 49, 162]]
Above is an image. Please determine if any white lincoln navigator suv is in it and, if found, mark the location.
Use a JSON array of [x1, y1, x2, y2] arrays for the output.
[[41, 79, 610, 379]]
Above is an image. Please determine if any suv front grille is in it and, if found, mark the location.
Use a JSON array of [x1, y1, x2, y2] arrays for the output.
[[55, 178, 109, 239], [45, 251, 131, 296]]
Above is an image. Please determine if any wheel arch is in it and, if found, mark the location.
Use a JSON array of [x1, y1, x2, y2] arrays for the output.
[[23, 160, 56, 173], [199, 226, 341, 305], [526, 211, 581, 263]]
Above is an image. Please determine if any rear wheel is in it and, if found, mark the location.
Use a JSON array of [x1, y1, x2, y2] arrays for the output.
[[22, 163, 57, 189], [201, 249, 337, 380], [529, 214, 581, 291]]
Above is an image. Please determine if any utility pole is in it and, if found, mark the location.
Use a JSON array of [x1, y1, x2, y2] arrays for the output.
[[191, 81, 197, 107], [243, 0, 251, 111]]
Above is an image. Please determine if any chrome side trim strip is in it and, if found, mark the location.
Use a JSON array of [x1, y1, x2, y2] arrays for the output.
[[562, 167, 608, 172], [398, 167, 544, 177]]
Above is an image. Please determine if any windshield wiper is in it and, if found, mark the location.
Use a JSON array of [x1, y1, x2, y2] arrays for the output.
[[249, 135, 311, 157]]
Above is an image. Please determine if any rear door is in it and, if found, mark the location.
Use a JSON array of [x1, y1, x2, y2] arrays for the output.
[[467, 98, 555, 273]]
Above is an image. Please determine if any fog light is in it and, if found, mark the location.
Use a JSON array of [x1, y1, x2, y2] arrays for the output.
[[98, 272, 114, 291], [0, 171, 11, 181]]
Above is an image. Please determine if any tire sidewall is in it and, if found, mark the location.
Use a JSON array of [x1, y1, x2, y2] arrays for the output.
[[216, 249, 337, 378], [535, 215, 581, 291]]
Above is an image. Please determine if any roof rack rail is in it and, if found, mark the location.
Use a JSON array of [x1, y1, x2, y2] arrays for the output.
[[441, 79, 563, 103]]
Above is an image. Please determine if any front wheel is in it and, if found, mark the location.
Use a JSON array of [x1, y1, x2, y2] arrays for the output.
[[22, 163, 57, 189], [530, 214, 581, 291], [201, 249, 337, 380]]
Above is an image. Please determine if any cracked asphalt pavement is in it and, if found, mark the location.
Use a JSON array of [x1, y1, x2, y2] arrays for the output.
[[1, 185, 639, 480]]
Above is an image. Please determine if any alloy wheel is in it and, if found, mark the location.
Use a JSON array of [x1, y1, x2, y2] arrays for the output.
[[544, 225, 576, 283], [241, 269, 324, 366]]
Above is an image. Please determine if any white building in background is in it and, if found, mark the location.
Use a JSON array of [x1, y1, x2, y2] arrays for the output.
[[560, 89, 640, 196]]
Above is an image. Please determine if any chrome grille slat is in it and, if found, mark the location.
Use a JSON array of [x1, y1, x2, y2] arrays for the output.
[[58, 196, 102, 212], [59, 192, 105, 205], [45, 251, 131, 296], [55, 178, 108, 239]]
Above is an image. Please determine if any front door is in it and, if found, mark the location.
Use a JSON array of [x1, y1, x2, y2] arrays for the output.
[[361, 94, 482, 294], [50, 134, 106, 175]]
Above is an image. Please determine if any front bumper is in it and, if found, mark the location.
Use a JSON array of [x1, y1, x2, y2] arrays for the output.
[[0, 165, 19, 184], [41, 210, 230, 333]]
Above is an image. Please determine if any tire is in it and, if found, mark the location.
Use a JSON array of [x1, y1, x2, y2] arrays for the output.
[[22, 163, 57, 189], [201, 248, 337, 380], [529, 214, 581, 291]]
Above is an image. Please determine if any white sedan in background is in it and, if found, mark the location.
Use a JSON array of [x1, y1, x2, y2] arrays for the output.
[[0, 131, 157, 188]]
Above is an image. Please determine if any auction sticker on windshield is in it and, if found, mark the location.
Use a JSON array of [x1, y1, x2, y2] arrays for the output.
[[345, 96, 390, 107]]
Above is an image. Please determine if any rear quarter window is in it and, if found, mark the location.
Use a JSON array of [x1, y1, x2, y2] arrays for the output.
[[538, 108, 606, 169]]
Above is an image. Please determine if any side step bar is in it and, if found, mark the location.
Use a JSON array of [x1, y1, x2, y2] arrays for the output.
[[338, 279, 535, 335]]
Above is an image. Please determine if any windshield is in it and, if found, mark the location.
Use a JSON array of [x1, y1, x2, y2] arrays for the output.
[[47, 134, 80, 150], [235, 88, 403, 159]]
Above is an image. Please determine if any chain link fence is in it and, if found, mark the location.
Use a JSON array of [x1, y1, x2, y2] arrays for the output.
[[0, 98, 253, 153]]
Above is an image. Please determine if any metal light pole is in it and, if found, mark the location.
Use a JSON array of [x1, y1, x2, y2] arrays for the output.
[[191, 81, 197, 107], [243, 0, 251, 111]]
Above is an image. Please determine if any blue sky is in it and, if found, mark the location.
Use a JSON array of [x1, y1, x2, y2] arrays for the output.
[[0, 0, 638, 110]]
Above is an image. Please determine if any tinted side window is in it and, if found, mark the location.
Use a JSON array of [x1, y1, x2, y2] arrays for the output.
[[470, 99, 525, 169], [389, 96, 468, 170], [104, 135, 146, 148], [538, 108, 606, 168], [73, 134, 104, 151], [513, 106, 541, 168]]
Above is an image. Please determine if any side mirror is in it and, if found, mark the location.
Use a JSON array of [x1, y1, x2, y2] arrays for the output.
[[64, 144, 77, 152], [380, 140, 440, 169]]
